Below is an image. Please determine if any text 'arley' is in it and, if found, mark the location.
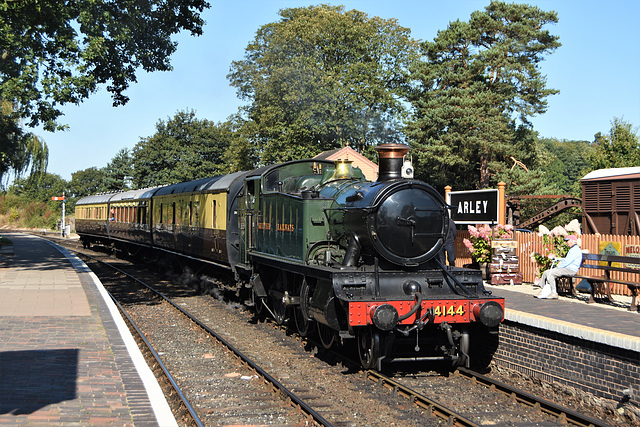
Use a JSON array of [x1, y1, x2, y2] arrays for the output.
[[457, 200, 489, 214]]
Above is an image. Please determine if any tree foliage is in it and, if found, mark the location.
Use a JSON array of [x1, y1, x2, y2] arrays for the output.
[[103, 148, 133, 192], [219, 114, 259, 173], [539, 138, 592, 195], [587, 117, 640, 170], [7, 172, 66, 203], [407, 1, 560, 190], [68, 166, 106, 198], [132, 110, 231, 188], [0, 0, 209, 185], [1, 0, 209, 131], [0, 101, 48, 188], [228, 4, 418, 164]]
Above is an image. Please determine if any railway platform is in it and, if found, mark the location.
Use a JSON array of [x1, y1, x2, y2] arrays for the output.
[[0, 232, 176, 426], [486, 280, 639, 407], [487, 282, 640, 352]]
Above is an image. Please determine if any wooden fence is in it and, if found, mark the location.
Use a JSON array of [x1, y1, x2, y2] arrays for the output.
[[454, 231, 640, 296]]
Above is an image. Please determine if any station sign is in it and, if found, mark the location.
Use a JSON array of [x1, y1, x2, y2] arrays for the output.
[[447, 189, 499, 224]]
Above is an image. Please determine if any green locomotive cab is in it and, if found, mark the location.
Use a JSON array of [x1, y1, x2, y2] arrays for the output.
[[238, 159, 368, 267]]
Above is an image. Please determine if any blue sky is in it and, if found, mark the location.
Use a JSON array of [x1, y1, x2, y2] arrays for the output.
[[33, 0, 640, 181]]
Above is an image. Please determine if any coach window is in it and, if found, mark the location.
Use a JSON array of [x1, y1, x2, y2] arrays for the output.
[[140, 205, 147, 225], [212, 200, 217, 229], [183, 201, 191, 226], [194, 201, 200, 226]]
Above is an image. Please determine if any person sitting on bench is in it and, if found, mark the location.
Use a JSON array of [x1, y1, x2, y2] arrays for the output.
[[536, 234, 582, 299]]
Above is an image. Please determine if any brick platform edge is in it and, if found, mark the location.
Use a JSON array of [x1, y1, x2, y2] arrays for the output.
[[51, 241, 177, 426], [494, 320, 639, 404]]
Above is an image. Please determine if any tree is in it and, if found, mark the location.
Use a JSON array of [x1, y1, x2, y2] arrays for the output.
[[228, 5, 418, 164], [0, 102, 48, 188], [0, 0, 209, 183], [219, 114, 259, 173], [8, 172, 67, 202], [407, 1, 560, 190], [539, 138, 592, 195], [68, 167, 107, 198], [132, 109, 231, 188], [103, 148, 133, 192], [1, 0, 209, 131], [587, 117, 640, 170]]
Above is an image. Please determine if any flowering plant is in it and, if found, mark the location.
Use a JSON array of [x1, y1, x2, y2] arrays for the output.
[[463, 224, 514, 264], [529, 219, 581, 276]]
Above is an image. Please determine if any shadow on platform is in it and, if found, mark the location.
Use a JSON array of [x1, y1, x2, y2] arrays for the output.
[[0, 349, 78, 415]]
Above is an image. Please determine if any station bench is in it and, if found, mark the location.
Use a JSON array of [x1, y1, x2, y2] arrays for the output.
[[557, 253, 640, 312]]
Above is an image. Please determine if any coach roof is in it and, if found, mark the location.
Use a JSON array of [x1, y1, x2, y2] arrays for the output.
[[110, 186, 163, 202], [76, 193, 118, 205], [154, 171, 246, 196]]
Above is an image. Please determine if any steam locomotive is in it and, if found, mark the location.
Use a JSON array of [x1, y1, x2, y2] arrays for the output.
[[76, 143, 504, 370]]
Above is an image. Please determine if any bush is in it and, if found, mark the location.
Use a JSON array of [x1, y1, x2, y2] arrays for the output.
[[0, 194, 23, 215], [8, 207, 20, 223]]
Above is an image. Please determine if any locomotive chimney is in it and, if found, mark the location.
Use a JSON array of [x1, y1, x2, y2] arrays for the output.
[[375, 143, 411, 181]]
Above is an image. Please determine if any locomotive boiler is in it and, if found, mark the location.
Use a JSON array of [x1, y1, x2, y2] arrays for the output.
[[76, 143, 504, 371]]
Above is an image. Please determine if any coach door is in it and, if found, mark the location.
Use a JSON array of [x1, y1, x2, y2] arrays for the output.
[[242, 177, 261, 260]]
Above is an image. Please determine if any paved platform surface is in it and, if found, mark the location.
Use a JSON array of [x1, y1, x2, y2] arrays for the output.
[[487, 282, 640, 353], [0, 232, 176, 426]]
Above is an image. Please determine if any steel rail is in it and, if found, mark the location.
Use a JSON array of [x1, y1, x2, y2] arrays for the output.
[[362, 370, 480, 427], [80, 252, 334, 427], [456, 367, 611, 427], [109, 292, 204, 427]]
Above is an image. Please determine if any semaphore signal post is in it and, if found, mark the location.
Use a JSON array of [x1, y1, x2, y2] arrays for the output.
[[51, 192, 66, 237]]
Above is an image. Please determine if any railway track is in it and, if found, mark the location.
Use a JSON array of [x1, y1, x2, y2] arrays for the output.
[[48, 234, 616, 426], [78, 251, 331, 426], [364, 369, 610, 427], [110, 295, 203, 426]]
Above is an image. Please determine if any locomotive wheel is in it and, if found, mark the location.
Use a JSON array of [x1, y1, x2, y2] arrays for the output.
[[317, 322, 336, 349], [295, 277, 313, 336], [293, 306, 311, 337], [357, 327, 382, 370]]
